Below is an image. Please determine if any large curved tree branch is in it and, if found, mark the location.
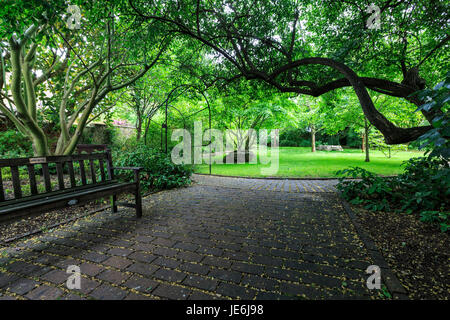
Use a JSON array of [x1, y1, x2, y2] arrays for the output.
[[129, 0, 434, 145], [268, 57, 431, 144]]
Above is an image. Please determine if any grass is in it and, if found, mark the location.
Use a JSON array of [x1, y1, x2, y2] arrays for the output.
[[193, 147, 424, 178]]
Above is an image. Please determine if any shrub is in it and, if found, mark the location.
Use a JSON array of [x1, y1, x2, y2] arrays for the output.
[[279, 128, 308, 144], [113, 144, 192, 191], [298, 139, 311, 147], [0, 130, 32, 158], [414, 71, 449, 159], [346, 129, 362, 148], [420, 211, 449, 232], [279, 139, 298, 147], [336, 157, 449, 232], [111, 127, 137, 151]]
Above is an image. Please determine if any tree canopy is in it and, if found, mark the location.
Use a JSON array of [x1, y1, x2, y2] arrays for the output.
[[128, 0, 448, 143], [0, 0, 448, 156]]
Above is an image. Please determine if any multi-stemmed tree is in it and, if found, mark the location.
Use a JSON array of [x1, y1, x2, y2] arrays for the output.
[[212, 80, 296, 154], [0, 0, 170, 155]]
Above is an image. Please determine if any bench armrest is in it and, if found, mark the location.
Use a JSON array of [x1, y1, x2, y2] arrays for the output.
[[112, 167, 143, 182]]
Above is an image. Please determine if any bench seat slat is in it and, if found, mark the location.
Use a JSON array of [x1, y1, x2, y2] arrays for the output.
[[0, 180, 117, 207], [10, 166, 22, 199], [79, 160, 87, 185], [56, 162, 65, 190], [42, 163, 52, 192], [27, 164, 38, 195], [0, 182, 136, 222], [0, 170, 4, 201], [0, 182, 133, 211]]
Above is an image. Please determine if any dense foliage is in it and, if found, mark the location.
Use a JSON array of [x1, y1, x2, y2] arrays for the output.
[[113, 144, 192, 191], [337, 157, 449, 232], [128, 0, 449, 145], [337, 74, 449, 232], [414, 72, 450, 159], [1, 0, 449, 155], [0, 130, 32, 158], [279, 127, 345, 148], [0, 0, 171, 156]]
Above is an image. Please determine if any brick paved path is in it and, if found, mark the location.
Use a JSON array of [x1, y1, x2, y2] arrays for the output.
[[0, 175, 385, 300]]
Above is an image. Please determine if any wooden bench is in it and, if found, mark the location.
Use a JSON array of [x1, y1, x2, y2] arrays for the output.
[[0, 144, 142, 223]]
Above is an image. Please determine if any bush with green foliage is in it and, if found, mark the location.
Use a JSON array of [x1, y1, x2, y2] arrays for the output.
[[336, 157, 449, 232], [297, 139, 311, 147], [279, 128, 307, 144], [0, 130, 32, 158], [345, 129, 362, 148], [414, 72, 450, 159], [279, 139, 298, 147], [113, 144, 192, 191]]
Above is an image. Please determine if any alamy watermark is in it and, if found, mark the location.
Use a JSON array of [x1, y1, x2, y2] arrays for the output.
[[366, 4, 381, 30], [67, 5, 81, 30], [66, 265, 81, 290], [170, 121, 280, 175], [366, 265, 381, 289]]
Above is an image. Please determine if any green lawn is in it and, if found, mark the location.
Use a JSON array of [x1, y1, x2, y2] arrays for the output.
[[193, 147, 424, 178]]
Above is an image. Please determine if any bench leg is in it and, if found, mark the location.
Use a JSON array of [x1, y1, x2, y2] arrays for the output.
[[135, 190, 142, 218], [111, 195, 118, 213], [133, 170, 142, 218]]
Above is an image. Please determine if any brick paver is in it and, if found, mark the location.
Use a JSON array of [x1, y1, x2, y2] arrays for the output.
[[0, 175, 390, 300]]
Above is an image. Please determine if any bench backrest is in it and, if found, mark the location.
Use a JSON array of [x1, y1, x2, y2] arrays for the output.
[[0, 145, 113, 203]]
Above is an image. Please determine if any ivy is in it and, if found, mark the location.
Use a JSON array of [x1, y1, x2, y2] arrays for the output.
[[337, 156, 449, 232]]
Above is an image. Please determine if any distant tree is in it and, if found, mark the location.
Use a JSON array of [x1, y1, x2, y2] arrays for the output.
[[294, 96, 325, 153], [214, 81, 297, 152]]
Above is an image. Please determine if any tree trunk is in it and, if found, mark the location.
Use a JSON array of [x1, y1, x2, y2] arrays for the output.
[[361, 133, 365, 153], [136, 102, 142, 141], [364, 117, 370, 162], [143, 118, 150, 145], [311, 124, 316, 152], [136, 118, 142, 141]]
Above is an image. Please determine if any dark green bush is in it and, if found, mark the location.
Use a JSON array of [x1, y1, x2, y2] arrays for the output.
[[298, 139, 311, 147], [0, 130, 32, 158], [113, 144, 192, 191], [279, 139, 298, 147], [336, 157, 449, 232], [346, 129, 362, 148], [279, 128, 308, 145], [80, 124, 117, 145], [414, 71, 449, 159]]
